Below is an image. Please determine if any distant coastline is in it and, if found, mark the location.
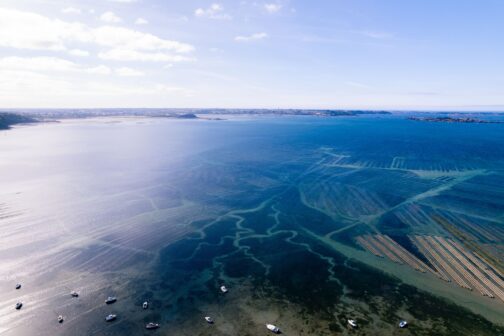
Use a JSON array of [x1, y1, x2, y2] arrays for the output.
[[0, 108, 391, 121], [0, 109, 391, 129], [3, 110, 504, 131], [407, 116, 503, 124]]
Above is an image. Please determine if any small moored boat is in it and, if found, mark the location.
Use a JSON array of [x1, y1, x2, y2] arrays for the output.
[[58, 315, 64, 323], [145, 322, 160, 330], [15, 302, 23, 310], [105, 296, 117, 304], [15, 284, 21, 290], [399, 320, 408, 328], [70, 291, 79, 297], [220, 285, 228, 293], [142, 301, 148, 309], [348, 319, 357, 328], [266, 324, 280, 333], [205, 316, 214, 324], [105, 314, 117, 322]]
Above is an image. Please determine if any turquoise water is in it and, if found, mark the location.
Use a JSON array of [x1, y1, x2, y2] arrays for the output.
[[0, 116, 503, 335]]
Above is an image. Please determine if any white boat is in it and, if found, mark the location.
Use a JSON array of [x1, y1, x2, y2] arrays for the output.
[[348, 319, 357, 328], [220, 285, 228, 293], [105, 314, 117, 322], [142, 301, 148, 309], [105, 296, 117, 304], [15, 302, 22, 310], [15, 284, 21, 290], [205, 316, 214, 324], [399, 320, 408, 328], [266, 324, 280, 333], [70, 291, 79, 297], [145, 322, 160, 329], [58, 315, 64, 323]]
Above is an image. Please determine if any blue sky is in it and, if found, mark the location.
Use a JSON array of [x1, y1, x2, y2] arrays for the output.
[[0, 0, 503, 110]]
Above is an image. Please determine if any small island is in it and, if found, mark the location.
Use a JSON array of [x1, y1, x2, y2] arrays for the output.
[[175, 113, 198, 119]]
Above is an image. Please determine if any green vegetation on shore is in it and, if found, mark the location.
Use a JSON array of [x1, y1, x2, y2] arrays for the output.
[[0, 112, 37, 130]]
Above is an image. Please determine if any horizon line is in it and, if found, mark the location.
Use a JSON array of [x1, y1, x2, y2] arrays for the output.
[[1, 107, 504, 113]]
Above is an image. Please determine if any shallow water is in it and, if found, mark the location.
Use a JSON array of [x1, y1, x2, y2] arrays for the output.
[[0, 116, 503, 335]]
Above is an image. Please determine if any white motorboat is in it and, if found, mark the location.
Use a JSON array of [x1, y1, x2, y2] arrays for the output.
[[105, 296, 117, 304], [266, 324, 280, 333], [70, 291, 79, 297], [15, 284, 21, 290], [205, 316, 214, 324], [58, 315, 64, 323], [348, 319, 357, 328], [105, 314, 117, 322], [145, 322, 160, 329], [15, 302, 23, 310], [143, 301, 148, 309], [399, 320, 408, 328], [220, 285, 228, 293]]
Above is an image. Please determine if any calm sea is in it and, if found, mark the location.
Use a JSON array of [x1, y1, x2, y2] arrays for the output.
[[0, 115, 503, 335]]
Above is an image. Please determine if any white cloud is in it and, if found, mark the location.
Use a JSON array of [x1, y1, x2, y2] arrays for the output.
[[0, 8, 194, 63], [0, 56, 111, 75], [194, 3, 231, 20], [92, 26, 193, 53], [68, 49, 90, 57], [235, 32, 268, 42], [98, 49, 193, 62], [100, 11, 122, 23], [135, 17, 148, 25], [264, 3, 282, 13], [0, 7, 198, 106], [0, 56, 78, 72], [62, 7, 81, 15], [86, 65, 112, 75], [0, 8, 89, 50], [115, 67, 144, 76]]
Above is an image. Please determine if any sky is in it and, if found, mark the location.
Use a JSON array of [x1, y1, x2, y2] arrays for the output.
[[0, 0, 503, 110]]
